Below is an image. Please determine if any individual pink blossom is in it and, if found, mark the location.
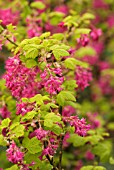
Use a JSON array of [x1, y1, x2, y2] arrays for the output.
[[27, 26, 42, 38], [0, 105, 11, 118], [29, 128, 48, 140], [98, 61, 110, 71], [0, 8, 19, 26], [93, 0, 109, 9], [85, 150, 95, 160], [6, 141, 24, 164], [63, 132, 70, 147], [16, 102, 34, 116], [87, 113, 100, 129], [75, 66, 92, 90], [62, 106, 75, 117], [77, 34, 89, 46], [92, 41, 104, 55], [98, 75, 112, 95], [0, 44, 3, 51], [90, 28, 102, 41], [55, 5, 69, 15], [45, 21, 67, 34], [107, 15, 114, 28], [75, 160, 83, 170], [82, 55, 98, 65]]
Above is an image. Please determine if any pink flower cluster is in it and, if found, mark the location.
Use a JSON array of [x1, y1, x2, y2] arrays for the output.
[[6, 141, 24, 164], [0, 8, 19, 26], [90, 28, 102, 41], [30, 128, 48, 140], [0, 105, 11, 118], [87, 112, 100, 129], [63, 115, 90, 136], [75, 66, 92, 90], [77, 34, 89, 47], [40, 66, 64, 95], [16, 102, 34, 116], [4, 56, 40, 100]]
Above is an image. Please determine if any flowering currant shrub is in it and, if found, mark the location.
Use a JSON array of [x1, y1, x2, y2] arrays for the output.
[[0, 0, 114, 170]]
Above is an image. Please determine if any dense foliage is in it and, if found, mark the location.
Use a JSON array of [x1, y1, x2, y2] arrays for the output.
[[0, 0, 114, 170]]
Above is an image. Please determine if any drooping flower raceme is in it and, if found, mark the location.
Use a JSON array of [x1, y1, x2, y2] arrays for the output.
[[4, 56, 40, 100], [6, 141, 24, 164], [0, 8, 19, 26], [40, 66, 64, 95], [75, 66, 92, 90]]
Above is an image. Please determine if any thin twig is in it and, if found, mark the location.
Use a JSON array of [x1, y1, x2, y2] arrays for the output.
[[58, 134, 64, 170], [5, 36, 18, 47]]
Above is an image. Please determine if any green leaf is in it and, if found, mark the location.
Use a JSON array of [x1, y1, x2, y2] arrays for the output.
[[75, 28, 91, 35], [5, 165, 19, 170], [51, 33, 64, 40], [10, 124, 25, 138], [21, 97, 29, 103], [64, 58, 89, 70], [39, 161, 53, 170], [76, 47, 96, 58], [53, 49, 69, 60], [21, 111, 37, 121], [29, 94, 50, 105], [6, 24, 16, 32], [57, 91, 76, 106], [24, 152, 41, 164], [81, 13, 95, 20], [63, 80, 77, 90], [26, 48, 38, 59], [81, 166, 106, 170], [44, 112, 61, 127], [46, 124, 63, 135], [25, 59, 37, 68], [85, 135, 103, 145], [0, 118, 11, 129], [92, 141, 112, 162], [40, 32, 51, 39], [0, 135, 7, 146], [109, 157, 114, 164], [68, 134, 86, 147], [30, 1, 45, 9], [24, 137, 42, 154], [0, 25, 4, 33]]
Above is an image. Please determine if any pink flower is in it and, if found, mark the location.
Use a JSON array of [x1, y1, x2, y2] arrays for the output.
[[75, 66, 92, 90], [75, 160, 83, 170], [0, 44, 3, 51], [87, 113, 100, 129], [63, 116, 90, 136], [62, 106, 75, 117], [16, 102, 33, 116], [4, 56, 40, 100], [0, 105, 11, 118], [40, 66, 64, 95], [77, 34, 89, 46], [85, 150, 95, 160], [90, 28, 102, 41], [107, 15, 114, 28], [27, 26, 42, 38], [93, 0, 109, 9], [6, 141, 24, 164], [63, 132, 70, 147], [0, 8, 19, 26], [55, 5, 69, 15], [30, 128, 48, 140]]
